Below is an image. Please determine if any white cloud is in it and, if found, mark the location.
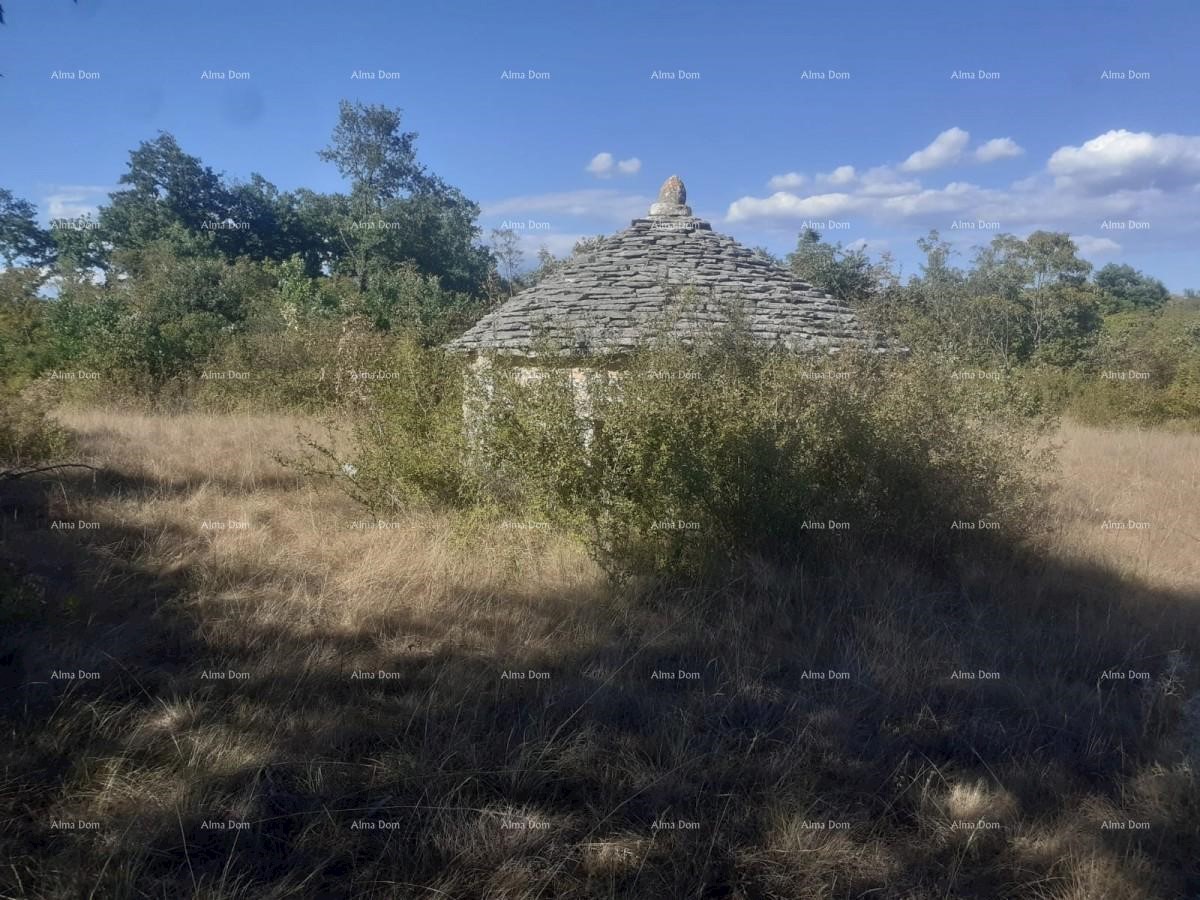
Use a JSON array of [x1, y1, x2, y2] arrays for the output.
[[766, 166, 857, 191], [726, 191, 862, 223], [1071, 234, 1122, 257], [767, 172, 807, 190], [847, 237, 890, 253], [506, 230, 592, 264], [585, 152, 641, 178], [823, 165, 857, 185], [974, 137, 1024, 163], [1010, 174, 1043, 192], [727, 129, 1200, 251], [484, 189, 649, 221], [900, 127, 971, 172], [857, 166, 921, 197], [44, 185, 111, 221], [586, 152, 615, 176], [1047, 129, 1200, 193], [881, 181, 980, 216]]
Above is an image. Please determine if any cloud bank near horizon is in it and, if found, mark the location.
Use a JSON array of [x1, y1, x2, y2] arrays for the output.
[[723, 129, 1198, 261]]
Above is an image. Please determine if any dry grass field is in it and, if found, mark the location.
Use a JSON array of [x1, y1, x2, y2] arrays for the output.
[[1050, 427, 1200, 590], [1, 410, 1198, 898]]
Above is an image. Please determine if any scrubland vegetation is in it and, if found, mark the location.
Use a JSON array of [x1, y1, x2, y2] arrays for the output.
[[1, 409, 1198, 897], [2, 100, 1200, 897]]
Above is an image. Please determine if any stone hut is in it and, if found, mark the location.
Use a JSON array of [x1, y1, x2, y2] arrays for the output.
[[447, 176, 882, 429]]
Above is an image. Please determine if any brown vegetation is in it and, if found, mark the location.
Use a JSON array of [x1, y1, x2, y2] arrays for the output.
[[1, 411, 1197, 898], [1051, 424, 1200, 590]]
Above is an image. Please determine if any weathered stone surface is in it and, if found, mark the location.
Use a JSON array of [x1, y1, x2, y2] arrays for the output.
[[658, 175, 686, 205], [447, 177, 886, 357], [648, 174, 694, 217]]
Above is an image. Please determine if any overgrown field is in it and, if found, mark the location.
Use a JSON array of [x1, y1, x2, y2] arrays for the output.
[[0, 410, 1197, 898]]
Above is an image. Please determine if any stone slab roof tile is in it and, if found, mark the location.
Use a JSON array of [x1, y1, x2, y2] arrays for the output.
[[448, 176, 884, 357]]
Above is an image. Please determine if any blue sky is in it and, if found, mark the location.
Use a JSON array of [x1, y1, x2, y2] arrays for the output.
[[2, 0, 1198, 288]]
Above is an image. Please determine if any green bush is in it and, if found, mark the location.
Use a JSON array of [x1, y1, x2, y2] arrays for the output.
[[1065, 304, 1200, 427], [291, 335, 474, 509], [358, 263, 487, 345], [42, 244, 279, 400], [190, 322, 349, 412], [333, 316, 1050, 581], [478, 338, 1049, 578], [0, 269, 59, 389], [1066, 366, 1200, 428], [0, 381, 72, 471]]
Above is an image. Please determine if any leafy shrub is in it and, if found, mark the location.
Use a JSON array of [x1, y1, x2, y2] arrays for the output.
[[0, 268, 58, 389], [477, 335, 1049, 578], [291, 335, 474, 509], [191, 316, 467, 414], [190, 321, 352, 412], [44, 244, 278, 399], [1066, 365, 1200, 428], [358, 263, 487, 345], [0, 381, 72, 471], [1066, 304, 1200, 428], [333, 315, 1050, 580]]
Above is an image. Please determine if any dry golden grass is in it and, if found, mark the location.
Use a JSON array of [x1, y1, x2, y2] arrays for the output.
[[1051, 423, 1200, 590], [51, 408, 600, 641], [1, 408, 1197, 899]]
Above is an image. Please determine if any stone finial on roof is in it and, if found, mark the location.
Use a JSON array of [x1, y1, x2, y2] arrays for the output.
[[447, 172, 884, 357], [649, 174, 692, 217]]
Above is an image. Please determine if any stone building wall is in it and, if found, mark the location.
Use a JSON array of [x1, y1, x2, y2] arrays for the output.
[[463, 356, 609, 451]]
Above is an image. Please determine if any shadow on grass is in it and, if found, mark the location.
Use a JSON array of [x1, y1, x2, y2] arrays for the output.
[[2, 467, 1199, 899]]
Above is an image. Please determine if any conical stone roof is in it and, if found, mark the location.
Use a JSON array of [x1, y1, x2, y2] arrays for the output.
[[448, 176, 878, 357]]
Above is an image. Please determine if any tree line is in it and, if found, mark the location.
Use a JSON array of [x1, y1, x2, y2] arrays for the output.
[[1, 102, 1198, 424], [780, 227, 1199, 425], [1, 101, 506, 392]]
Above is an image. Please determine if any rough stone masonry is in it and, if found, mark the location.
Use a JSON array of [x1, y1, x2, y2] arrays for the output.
[[447, 175, 881, 358]]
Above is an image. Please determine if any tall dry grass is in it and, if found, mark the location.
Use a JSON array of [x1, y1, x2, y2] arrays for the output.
[[1051, 423, 1200, 589], [0, 409, 1197, 898]]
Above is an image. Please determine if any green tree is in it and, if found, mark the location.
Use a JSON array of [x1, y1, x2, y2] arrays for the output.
[[386, 184, 491, 294], [488, 227, 524, 295], [100, 133, 232, 260], [1018, 232, 1094, 360], [1095, 263, 1170, 312], [968, 234, 1030, 302], [49, 215, 107, 272], [80, 243, 275, 390], [529, 246, 561, 284], [317, 101, 490, 296], [0, 189, 55, 269], [44, 278, 124, 369], [911, 230, 967, 326], [786, 228, 882, 304], [962, 231, 1097, 364], [358, 264, 482, 344], [0, 268, 58, 384], [1022, 231, 1092, 289], [224, 174, 322, 271], [97, 133, 316, 270], [890, 230, 1016, 361], [318, 102, 430, 208]]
